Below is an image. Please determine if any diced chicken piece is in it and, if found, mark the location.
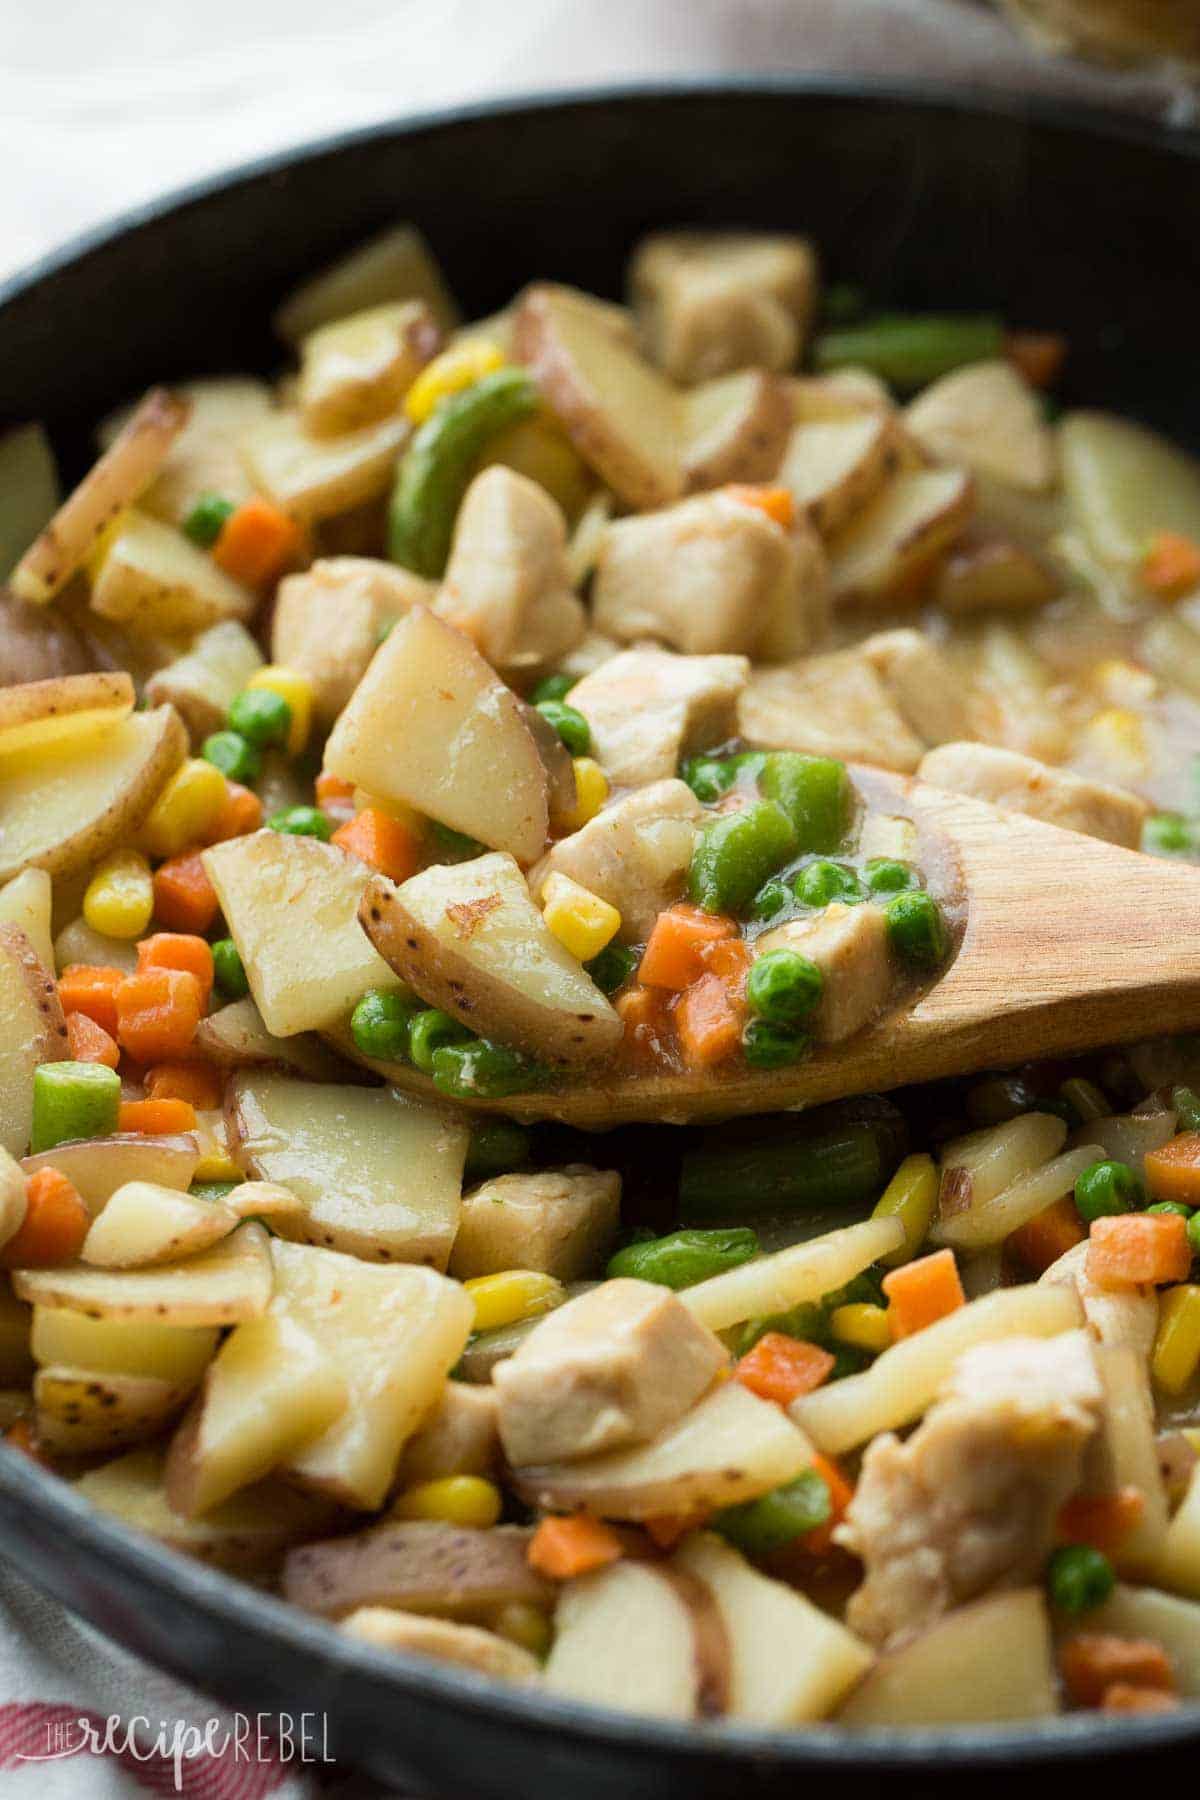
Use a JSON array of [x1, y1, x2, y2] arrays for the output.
[[397, 1382, 500, 1486], [755, 902, 893, 1043], [1039, 1240, 1158, 1363], [919, 743, 1148, 849], [529, 778, 702, 943], [272, 556, 432, 724], [778, 411, 902, 539], [449, 1167, 621, 1284], [905, 360, 1057, 495], [494, 1277, 727, 1467], [839, 1332, 1102, 1648], [436, 466, 585, 678], [591, 492, 825, 660], [630, 231, 817, 384], [860, 629, 977, 747], [297, 299, 441, 437], [341, 1607, 540, 1682], [570, 648, 748, 788], [558, 629, 621, 683], [738, 649, 925, 772]]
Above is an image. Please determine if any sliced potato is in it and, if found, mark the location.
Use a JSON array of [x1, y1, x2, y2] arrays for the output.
[[679, 371, 791, 491], [778, 410, 900, 538], [227, 1070, 467, 1269], [837, 1589, 1057, 1726], [0, 705, 186, 885], [34, 1365, 195, 1455], [829, 465, 974, 605], [513, 1380, 813, 1521], [298, 300, 440, 435], [681, 1218, 902, 1333], [240, 409, 410, 524], [81, 1182, 238, 1270], [0, 423, 59, 581], [13, 1222, 273, 1325], [144, 620, 264, 743], [194, 997, 346, 1081], [31, 1306, 218, 1385], [906, 361, 1057, 493], [0, 868, 54, 972], [0, 671, 133, 761], [324, 606, 549, 863], [1061, 410, 1200, 569], [932, 533, 1059, 613], [11, 389, 189, 604], [545, 1559, 725, 1720], [284, 1519, 551, 1620], [362, 853, 620, 1069], [274, 223, 460, 345], [342, 1607, 540, 1682], [99, 377, 275, 524], [221, 1180, 307, 1226], [0, 924, 68, 1155], [90, 510, 255, 635], [22, 1134, 198, 1216]]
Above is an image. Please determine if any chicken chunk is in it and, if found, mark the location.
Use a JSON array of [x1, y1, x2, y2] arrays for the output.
[[860, 629, 978, 748], [1039, 1239, 1158, 1363], [341, 1607, 540, 1682], [529, 778, 702, 943], [494, 1277, 726, 1467], [839, 1332, 1102, 1648], [738, 649, 925, 772], [918, 742, 1148, 849], [449, 1167, 621, 1283], [570, 647, 748, 788], [630, 231, 817, 385], [755, 902, 893, 1043], [272, 556, 433, 724], [436, 466, 585, 678], [397, 1382, 500, 1486], [591, 492, 825, 660]]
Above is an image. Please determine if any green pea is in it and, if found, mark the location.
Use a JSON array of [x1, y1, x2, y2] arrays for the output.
[[202, 730, 261, 785], [535, 700, 590, 756], [714, 1470, 832, 1557], [1144, 813, 1196, 856], [1188, 1213, 1200, 1258], [688, 800, 796, 916], [1047, 1544, 1114, 1615], [228, 687, 293, 750], [530, 673, 575, 706], [182, 493, 235, 549], [408, 1009, 472, 1073], [864, 858, 918, 896], [1147, 1200, 1193, 1218], [31, 1062, 121, 1154], [1074, 1158, 1138, 1223], [430, 820, 486, 861], [794, 860, 865, 908], [464, 1118, 532, 1180], [211, 938, 249, 1000], [606, 1227, 759, 1289], [749, 877, 791, 922], [430, 1039, 546, 1099], [758, 753, 851, 854], [742, 1018, 810, 1069], [746, 948, 823, 1026], [351, 990, 418, 1062], [885, 890, 949, 969], [1173, 1085, 1200, 1132], [585, 942, 638, 996], [680, 755, 739, 803], [267, 805, 332, 840]]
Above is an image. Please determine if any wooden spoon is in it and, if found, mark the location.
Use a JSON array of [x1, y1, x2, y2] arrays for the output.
[[344, 770, 1200, 1128]]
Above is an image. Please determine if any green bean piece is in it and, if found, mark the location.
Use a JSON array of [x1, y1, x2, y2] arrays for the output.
[[813, 313, 1004, 390], [228, 687, 292, 750], [758, 753, 851, 854], [202, 730, 261, 785], [714, 1470, 832, 1556], [182, 493, 235, 548], [389, 367, 539, 577], [681, 1112, 906, 1222], [1047, 1544, 1114, 1615], [534, 700, 590, 756], [794, 860, 865, 909], [530, 672, 576, 705], [864, 858, 918, 897], [687, 800, 796, 916], [742, 1019, 810, 1070], [746, 948, 823, 1025], [30, 1062, 121, 1154], [1059, 1076, 1110, 1125], [736, 1302, 829, 1357], [607, 1226, 759, 1289], [749, 877, 791, 922], [1074, 1159, 1139, 1223], [267, 805, 332, 841], [430, 1039, 547, 1099], [351, 990, 419, 1062], [885, 890, 949, 969], [464, 1117, 533, 1179], [1173, 1085, 1200, 1133], [408, 1009, 473, 1073], [211, 938, 249, 1001], [585, 942, 638, 996], [1144, 813, 1196, 856]]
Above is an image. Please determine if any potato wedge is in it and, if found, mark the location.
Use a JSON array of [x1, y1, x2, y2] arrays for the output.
[[0, 671, 133, 761], [342, 1608, 540, 1682], [0, 422, 59, 581], [90, 511, 255, 635], [0, 924, 68, 1155], [11, 389, 189, 604], [194, 998, 347, 1081], [778, 410, 901, 539], [144, 621, 264, 743], [0, 868, 54, 973], [227, 1070, 467, 1268], [31, 1306, 218, 1385], [681, 1218, 903, 1333], [829, 466, 974, 605], [361, 854, 620, 1070], [680, 371, 791, 491], [81, 1183, 239, 1270], [1061, 410, 1200, 569], [0, 704, 186, 885], [513, 1381, 814, 1521], [906, 360, 1056, 494], [298, 300, 440, 436], [240, 409, 410, 525], [274, 223, 460, 345], [99, 377, 274, 524], [283, 1520, 552, 1620], [22, 1134, 199, 1216], [323, 606, 549, 864], [76, 1445, 336, 1576], [13, 1221, 273, 1325], [546, 1559, 727, 1720], [34, 1365, 196, 1456]]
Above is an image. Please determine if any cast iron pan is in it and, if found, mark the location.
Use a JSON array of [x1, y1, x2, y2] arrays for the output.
[[1, 79, 1198, 1797]]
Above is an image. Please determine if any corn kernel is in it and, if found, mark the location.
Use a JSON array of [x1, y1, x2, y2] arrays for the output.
[[191, 1108, 242, 1182], [140, 758, 228, 860], [872, 1153, 939, 1267], [541, 872, 621, 962], [829, 1302, 891, 1354], [391, 1475, 502, 1530], [1153, 1284, 1200, 1394], [492, 1602, 553, 1658], [464, 1269, 565, 1334], [82, 849, 154, 940], [405, 340, 506, 425], [245, 666, 313, 756], [555, 757, 609, 833]]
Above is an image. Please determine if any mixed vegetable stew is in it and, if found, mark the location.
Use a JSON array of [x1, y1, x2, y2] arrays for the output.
[[4, 221, 1200, 1730]]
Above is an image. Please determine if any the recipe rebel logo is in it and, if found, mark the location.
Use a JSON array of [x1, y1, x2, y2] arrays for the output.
[[10, 1704, 335, 1792]]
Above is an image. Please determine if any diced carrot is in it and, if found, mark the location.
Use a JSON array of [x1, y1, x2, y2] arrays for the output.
[[136, 933, 214, 1007], [206, 779, 263, 844], [3, 1416, 49, 1465], [212, 496, 304, 587], [1057, 1486, 1146, 1557], [1087, 1212, 1192, 1289], [1008, 1194, 1085, 1273], [0, 1166, 89, 1268], [332, 807, 422, 884], [1005, 330, 1067, 389], [735, 1332, 835, 1406], [882, 1247, 966, 1339], [675, 972, 743, 1070], [1141, 531, 1200, 601], [1102, 1683, 1178, 1713], [527, 1514, 624, 1581], [118, 1097, 198, 1136], [144, 1062, 224, 1110], [65, 1011, 120, 1069], [1144, 1131, 1200, 1204], [115, 967, 204, 1063], [639, 905, 736, 992], [57, 965, 126, 1038], [643, 1512, 710, 1552], [1060, 1632, 1175, 1707], [152, 852, 220, 935], [316, 772, 355, 806], [801, 1451, 855, 1555], [700, 934, 752, 994], [724, 484, 795, 530]]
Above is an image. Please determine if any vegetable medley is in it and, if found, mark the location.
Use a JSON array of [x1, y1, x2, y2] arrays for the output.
[[4, 218, 1200, 1731]]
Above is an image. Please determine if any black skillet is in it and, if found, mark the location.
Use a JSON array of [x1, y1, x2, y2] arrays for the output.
[[0, 79, 1198, 1798]]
